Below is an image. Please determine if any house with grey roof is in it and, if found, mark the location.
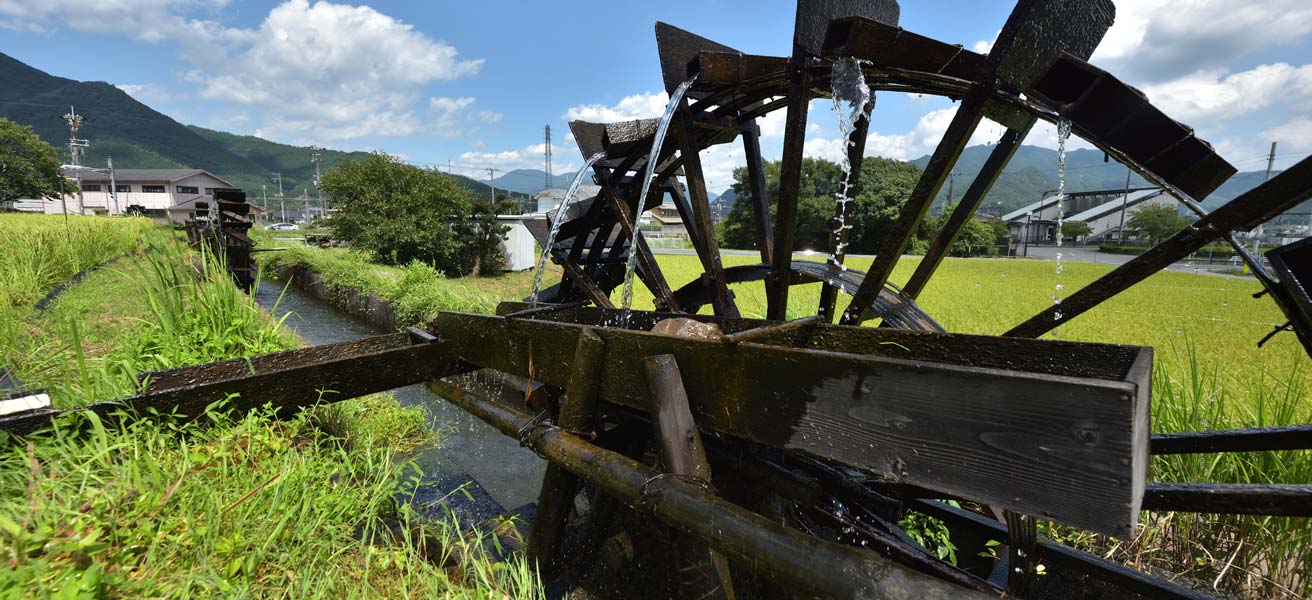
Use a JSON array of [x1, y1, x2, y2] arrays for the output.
[[41, 168, 238, 220], [1002, 187, 1173, 245]]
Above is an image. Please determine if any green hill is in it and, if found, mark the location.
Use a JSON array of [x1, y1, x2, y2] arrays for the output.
[[0, 51, 521, 212]]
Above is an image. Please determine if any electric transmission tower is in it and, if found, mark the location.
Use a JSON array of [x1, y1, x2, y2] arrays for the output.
[[544, 124, 553, 190]]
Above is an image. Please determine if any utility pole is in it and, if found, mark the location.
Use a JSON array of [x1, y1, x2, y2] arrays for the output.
[[1116, 166, 1131, 243], [272, 172, 285, 222], [107, 156, 120, 215], [311, 147, 325, 220], [1252, 141, 1277, 256], [261, 184, 268, 223], [62, 106, 89, 221], [448, 159, 453, 175], [487, 168, 498, 202], [544, 124, 553, 190]]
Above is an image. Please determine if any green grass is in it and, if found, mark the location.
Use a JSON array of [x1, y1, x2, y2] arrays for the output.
[[2, 217, 542, 599]]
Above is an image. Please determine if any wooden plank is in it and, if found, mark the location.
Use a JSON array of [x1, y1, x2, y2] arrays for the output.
[[595, 169, 679, 311], [1152, 424, 1312, 455], [432, 311, 1150, 537], [1142, 483, 1312, 516], [558, 260, 615, 309], [1, 341, 464, 437], [139, 332, 411, 392], [674, 97, 739, 318], [526, 329, 606, 576], [740, 121, 774, 264], [645, 354, 735, 600], [766, 63, 812, 320]]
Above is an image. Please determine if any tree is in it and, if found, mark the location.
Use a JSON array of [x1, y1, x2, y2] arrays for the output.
[[0, 117, 71, 203], [321, 153, 474, 273], [1126, 203, 1191, 245], [1060, 221, 1093, 243], [718, 156, 920, 254], [458, 195, 516, 277]]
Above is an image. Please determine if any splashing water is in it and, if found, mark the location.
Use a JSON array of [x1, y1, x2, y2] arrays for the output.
[[528, 151, 608, 305], [828, 57, 872, 271], [1053, 119, 1072, 324], [619, 75, 698, 325]]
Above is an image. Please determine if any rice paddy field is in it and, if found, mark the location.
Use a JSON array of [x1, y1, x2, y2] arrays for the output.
[[618, 254, 1311, 400]]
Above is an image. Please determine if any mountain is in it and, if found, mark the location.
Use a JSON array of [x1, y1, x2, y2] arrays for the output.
[[909, 145, 1289, 216], [0, 52, 522, 210], [480, 169, 576, 196]]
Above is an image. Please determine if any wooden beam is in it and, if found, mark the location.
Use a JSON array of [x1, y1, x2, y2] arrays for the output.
[[526, 329, 606, 576], [841, 85, 990, 325], [740, 121, 774, 264], [1152, 424, 1312, 455], [428, 379, 990, 599], [766, 63, 812, 320], [645, 354, 735, 600], [595, 169, 680, 311], [1142, 483, 1312, 516], [902, 119, 1035, 300], [432, 311, 1151, 537], [557, 259, 615, 309], [675, 97, 739, 318]]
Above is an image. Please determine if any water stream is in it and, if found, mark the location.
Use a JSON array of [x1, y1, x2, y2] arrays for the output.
[[1053, 119, 1073, 326], [827, 57, 873, 274], [253, 282, 546, 523], [529, 151, 608, 305], [619, 75, 698, 324]]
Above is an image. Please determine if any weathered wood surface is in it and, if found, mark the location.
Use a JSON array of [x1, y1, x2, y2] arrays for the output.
[[1151, 424, 1312, 455], [432, 310, 1150, 537], [1, 336, 462, 437], [645, 353, 735, 600], [429, 379, 990, 600], [526, 329, 606, 576], [1141, 483, 1312, 516]]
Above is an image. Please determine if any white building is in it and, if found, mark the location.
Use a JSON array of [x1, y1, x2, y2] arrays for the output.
[[1003, 187, 1172, 244], [44, 168, 237, 220], [533, 185, 602, 213]]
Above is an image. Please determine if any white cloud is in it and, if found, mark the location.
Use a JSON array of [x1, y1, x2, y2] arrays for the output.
[[460, 142, 580, 175], [1091, 0, 1312, 81], [1263, 118, 1312, 157], [563, 92, 669, 122], [184, 0, 484, 142], [0, 0, 228, 41], [1140, 63, 1312, 122]]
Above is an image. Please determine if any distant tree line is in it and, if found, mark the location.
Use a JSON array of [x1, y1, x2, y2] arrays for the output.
[[717, 157, 1006, 257], [320, 153, 513, 276]]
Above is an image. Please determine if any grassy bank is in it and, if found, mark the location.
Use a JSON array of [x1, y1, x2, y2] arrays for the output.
[[1, 217, 541, 598], [257, 242, 557, 324]]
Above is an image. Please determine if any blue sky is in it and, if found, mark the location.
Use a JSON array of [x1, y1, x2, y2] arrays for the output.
[[2, 0, 1310, 192]]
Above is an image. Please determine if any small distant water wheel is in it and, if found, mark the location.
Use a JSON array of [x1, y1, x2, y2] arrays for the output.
[[526, 1, 1312, 598]]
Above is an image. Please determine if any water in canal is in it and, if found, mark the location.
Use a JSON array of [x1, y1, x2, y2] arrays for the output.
[[253, 280, 546, 525]]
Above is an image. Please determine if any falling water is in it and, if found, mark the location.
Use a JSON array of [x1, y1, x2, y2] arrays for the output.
[[1053, 119, 1073, 325], [828, 57, 873, 274], [528, 151, 608, 305], [619, 75, 699, 325]]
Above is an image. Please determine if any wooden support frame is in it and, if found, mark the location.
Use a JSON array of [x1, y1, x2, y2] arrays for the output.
[[428, 378, 989, 599], [841, 85, 990, 325], [557, 259, 616, 309], [433, 309, 1152, 537], [595, 168, 680, 311], [526, 329, 606, 576], [740, 120, 774, 265], [674, 97, 740, 318], [766, 60, 812, 320], [644, 354, 735, 599], [902, 118, 1035, 300]]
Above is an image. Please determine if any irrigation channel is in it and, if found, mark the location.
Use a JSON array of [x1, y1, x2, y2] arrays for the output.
[[253, 280, 546, 527]]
